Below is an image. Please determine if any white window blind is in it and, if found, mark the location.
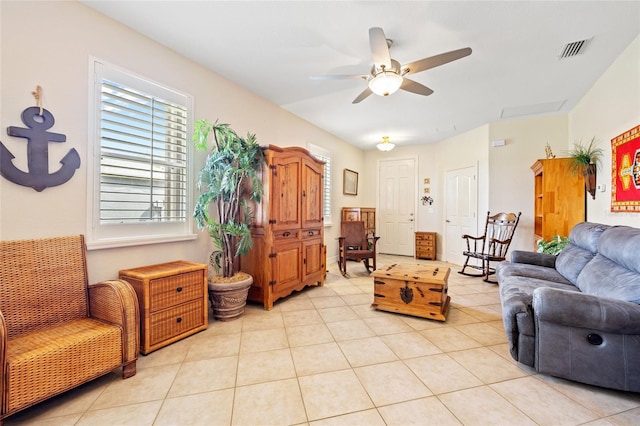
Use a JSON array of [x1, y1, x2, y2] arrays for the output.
[[100, 80, 188, 223], [87, 59, 195, 249], [308, 143, 332, 225]]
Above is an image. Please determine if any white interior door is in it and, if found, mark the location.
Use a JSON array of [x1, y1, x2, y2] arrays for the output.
[[378, 158, 416, 256], [445, 165, 477, 265]]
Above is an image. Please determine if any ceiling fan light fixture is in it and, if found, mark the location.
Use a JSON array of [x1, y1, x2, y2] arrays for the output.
[[376, 136, 395, 151], [368, 71, 403, 96]]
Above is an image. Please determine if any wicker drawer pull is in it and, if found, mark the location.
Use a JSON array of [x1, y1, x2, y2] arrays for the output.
[[176, 287, 183, 292], [176, 317, 182, 323], [283, 231, 291, 237]]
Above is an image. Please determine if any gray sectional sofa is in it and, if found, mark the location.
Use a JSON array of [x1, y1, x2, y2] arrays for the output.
[[497, 222, 640, 392]]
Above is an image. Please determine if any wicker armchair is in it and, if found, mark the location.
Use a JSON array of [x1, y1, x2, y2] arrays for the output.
[[0, 235, 139, 423]]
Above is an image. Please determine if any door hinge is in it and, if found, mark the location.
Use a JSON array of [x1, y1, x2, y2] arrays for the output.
[[268, 253, 277, 258], [269, 280, 276, 286], [269, 219, 277, 224]]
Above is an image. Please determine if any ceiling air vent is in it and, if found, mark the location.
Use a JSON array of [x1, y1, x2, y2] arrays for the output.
[[559, 38, 590, 59]]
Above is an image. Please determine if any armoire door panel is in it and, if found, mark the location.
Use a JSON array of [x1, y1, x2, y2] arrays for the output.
[[302, 158, 323, 229], [271, 156, 301, 231]]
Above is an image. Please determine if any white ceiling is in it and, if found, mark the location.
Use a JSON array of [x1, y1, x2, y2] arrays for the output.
[[82, 1, 640, 151]]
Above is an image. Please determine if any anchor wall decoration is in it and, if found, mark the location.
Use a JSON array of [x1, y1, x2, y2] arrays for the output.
[[1, 106, 80, 192]]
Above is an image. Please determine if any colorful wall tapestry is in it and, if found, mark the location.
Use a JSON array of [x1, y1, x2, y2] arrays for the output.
[[611, 125, 640, 212]]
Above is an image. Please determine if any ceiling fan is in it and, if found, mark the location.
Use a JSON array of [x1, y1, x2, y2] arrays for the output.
[[311, 27, 472, 104]]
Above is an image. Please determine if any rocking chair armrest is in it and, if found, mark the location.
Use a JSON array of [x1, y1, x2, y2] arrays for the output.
[[488, 237, 512, 246], [461, 234, 484, 241], [368, 235, 380, 249]]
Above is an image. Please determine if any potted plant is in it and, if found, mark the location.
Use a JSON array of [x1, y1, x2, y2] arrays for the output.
[[567, 137, 603, 200], [193, 120, 265, 320], [536, 235, 569, 255]]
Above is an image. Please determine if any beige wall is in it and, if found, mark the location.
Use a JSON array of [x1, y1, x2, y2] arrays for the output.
[[488, 114, 569, 251], [0, 1, 362, 280], [1, 2, 638, 279], [569, 34, 640, 228]]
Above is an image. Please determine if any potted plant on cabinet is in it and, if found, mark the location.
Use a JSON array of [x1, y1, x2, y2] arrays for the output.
[[193, 120, 265, 321], [567, 137, 603, 200]]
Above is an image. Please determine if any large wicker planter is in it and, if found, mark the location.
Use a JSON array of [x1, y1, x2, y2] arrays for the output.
[[208, 273, 253, 321]]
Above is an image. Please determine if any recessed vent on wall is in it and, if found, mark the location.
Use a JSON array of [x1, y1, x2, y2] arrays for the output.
[[559, 38, 591, 59]]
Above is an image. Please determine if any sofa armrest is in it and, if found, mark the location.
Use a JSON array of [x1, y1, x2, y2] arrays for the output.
[[88, 280, 140, 365], [511, 250, 556, 268], [533, 287, 640, 334]]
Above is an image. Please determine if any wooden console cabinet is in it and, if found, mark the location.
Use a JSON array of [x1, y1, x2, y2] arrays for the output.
[[342, 207, 376, 239], [415, 231, 436, 260], [531, 158, 585, 244], [241, 145, 326, 310], [119, 261, 208, 355]]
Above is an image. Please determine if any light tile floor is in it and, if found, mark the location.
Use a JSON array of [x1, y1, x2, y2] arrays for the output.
[[7, 255, 640, 425]]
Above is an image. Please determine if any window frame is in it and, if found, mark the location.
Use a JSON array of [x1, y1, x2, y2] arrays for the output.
[[86, 58, 196, 249], [308, 143, 332, 226]]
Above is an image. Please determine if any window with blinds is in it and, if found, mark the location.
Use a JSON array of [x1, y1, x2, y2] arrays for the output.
[[308, 143, 332, 225], [88, 59, 195, 249], [100, 80, 188, 224]]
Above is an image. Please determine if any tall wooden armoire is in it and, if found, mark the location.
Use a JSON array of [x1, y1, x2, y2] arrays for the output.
[[241, 145, 326, 310], [531, 158, 586, 245]]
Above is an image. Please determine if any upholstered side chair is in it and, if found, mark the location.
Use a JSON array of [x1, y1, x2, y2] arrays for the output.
[[338, 221, 380, 276]]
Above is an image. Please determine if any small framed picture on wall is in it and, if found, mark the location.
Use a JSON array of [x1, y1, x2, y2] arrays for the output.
[[343, 169, 358, 195]]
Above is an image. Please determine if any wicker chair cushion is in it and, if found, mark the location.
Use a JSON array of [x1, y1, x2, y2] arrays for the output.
[[6, 318, 123, 413]]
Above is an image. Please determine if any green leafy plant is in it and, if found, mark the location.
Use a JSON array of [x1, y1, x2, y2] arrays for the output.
[[536, 235, 570, 255], [193, 120, 265, 278], [566, 137, 603, 175]]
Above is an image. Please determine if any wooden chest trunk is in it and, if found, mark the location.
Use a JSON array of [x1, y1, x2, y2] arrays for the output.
[[371, 263, 450, 321]]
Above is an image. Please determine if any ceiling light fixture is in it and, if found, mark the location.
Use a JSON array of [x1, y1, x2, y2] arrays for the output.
[[376, 136, 395, 152], [368, 67, 403, 97]]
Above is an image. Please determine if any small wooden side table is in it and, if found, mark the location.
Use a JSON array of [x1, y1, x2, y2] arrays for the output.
[[119, 260, 208, 354], [415, 231, 436, 260]]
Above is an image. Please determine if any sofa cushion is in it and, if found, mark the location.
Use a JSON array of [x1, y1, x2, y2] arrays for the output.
[[576, 226, 640, 303], [598, 226, 640, 274], [570, 222, 610, 252], [6, 318, 123, 412], [555, 222, 609, 284], [496, 261, 572, 285]]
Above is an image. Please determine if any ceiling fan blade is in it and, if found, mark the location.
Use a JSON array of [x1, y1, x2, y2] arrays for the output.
[[400, 78, 434, 96], [352, 87, 373, 104], [369, 27, 391, 69], [310, 74, 368, 81], [403, 47, 472, 75]]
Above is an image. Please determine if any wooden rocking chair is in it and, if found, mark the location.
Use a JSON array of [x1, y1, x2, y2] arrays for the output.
[[459, 211, 521, 283]]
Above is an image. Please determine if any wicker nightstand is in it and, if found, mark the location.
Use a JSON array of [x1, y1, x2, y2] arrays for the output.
[[119, 260, 208, 354]]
